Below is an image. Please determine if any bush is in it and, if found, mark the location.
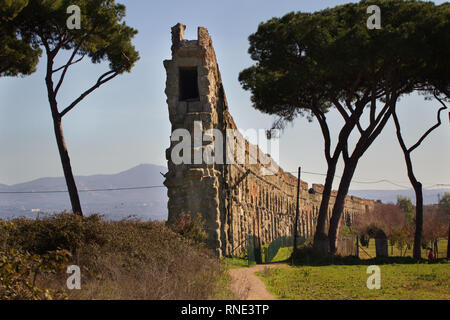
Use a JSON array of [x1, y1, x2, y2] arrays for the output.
[[169, 213, 207, 244], [0, 214, 224, 300], [4, 213, 107, 255], [390, 229, 409, 253], [0, 247, 70, 300]]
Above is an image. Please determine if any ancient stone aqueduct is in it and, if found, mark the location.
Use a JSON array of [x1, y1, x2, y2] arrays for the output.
[[163, 24, 375, 257]]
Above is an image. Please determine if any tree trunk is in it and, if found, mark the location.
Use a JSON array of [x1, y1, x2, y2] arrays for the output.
[[52, 117, 83, 216], [412, 183, 423, 259], [392, 103, 448, 260], [326, 99, 395, 256], [435, 240, 438, 258], [328, 161, 357, 255], [45, 54, 83, 216], [311, 101, 365, 256], [313, 161, 337, 253], [293, 167, 301, 252], [398, 139, 422, 260], [447, 222, 450, 258]]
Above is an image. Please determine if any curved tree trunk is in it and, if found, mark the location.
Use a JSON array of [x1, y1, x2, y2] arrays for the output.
[[392, 109, 427, 260], [45, 55, 83, 216], [310, 100, 366, 256], [392, 97, 448, 260], [395, 129, 423, 260], [328, 161, 357, 255], [313, 162, 336, 253], [52, 117, 83, 216], [397, 141, 424, 260], [327, 95, 396, 256]]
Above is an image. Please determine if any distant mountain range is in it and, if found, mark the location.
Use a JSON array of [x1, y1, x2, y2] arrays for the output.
[[0, 164, 447, 220], [0, 164, 168, 221]]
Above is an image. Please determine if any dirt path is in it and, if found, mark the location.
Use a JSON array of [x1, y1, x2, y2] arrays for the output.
[[229, 264, 289, 300]]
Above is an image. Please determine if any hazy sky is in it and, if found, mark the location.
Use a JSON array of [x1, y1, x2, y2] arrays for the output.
[[0, 0, 449, 191]]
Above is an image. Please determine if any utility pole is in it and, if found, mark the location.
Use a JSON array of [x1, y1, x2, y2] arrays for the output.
[[293, 167, 301, 252]]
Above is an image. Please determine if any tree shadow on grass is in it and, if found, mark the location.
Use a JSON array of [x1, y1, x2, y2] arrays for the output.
[[289, 246, 449, 266]]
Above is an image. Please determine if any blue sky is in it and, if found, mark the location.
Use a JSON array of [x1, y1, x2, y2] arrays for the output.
[[0, 0, 449, 191]]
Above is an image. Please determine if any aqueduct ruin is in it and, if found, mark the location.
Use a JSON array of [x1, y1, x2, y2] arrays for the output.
[[163, 24, 375, 257]]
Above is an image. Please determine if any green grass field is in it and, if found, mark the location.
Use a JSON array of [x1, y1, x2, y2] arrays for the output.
[[257, 262, 450, 300], [359, 239, 448, 260], [263, 246, 294, 263], [223, 240, 449, 300], [222, 256, 250, 269], [224, 238, 447, 266], [222, 246, 295, 268]]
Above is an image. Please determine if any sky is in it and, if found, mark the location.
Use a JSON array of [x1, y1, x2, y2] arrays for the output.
[[0, 0, 449, 191]]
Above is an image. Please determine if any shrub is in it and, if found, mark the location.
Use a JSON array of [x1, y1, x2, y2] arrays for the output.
[[5, 213, 107, 255], [169, 213, 207, 244], [390, 229, 409, 252], [0, 248, 70, 300], [1, 214, 224, 300]]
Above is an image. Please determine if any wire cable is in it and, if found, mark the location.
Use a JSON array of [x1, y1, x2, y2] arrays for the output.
[[0, 169, 448, 194], [0, 185, 165, 194]]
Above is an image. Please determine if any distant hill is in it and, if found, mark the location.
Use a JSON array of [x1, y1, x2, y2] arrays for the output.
[[1, 164, 447, 220], [0, 164, 168, 220], [348, 188, 449, 205]]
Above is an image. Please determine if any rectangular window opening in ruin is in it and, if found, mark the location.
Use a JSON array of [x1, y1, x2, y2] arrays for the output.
[[179, 67, 200, 101]]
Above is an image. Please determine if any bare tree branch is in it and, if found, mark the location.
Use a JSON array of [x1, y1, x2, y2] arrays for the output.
[[59, 70, 119, 118], [52, 54, 85, 74], [37, 30, 51, 56], [370, 84, 376, 124], [350, 91, 396, 159], [54, 41, 84, 96], [332, 98, 350, 121], [408, 93, 448, 153], [392, 106, 409, 155], [312, 109, 332, 163]]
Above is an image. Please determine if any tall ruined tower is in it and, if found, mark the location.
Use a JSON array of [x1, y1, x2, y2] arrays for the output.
[[163, 24, 375, 258], [163, 24, 229, 256]]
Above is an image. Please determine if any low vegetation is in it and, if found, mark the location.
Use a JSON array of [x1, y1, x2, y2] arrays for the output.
[[258, 233, 449, 300], [0, 213, 229, 300], [351, 197, 449, 259]]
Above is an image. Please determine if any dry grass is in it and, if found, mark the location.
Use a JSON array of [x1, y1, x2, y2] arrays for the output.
[[1, 214, 227, 300]]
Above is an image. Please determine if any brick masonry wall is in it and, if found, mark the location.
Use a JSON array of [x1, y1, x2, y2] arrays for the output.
[[163, 24, 375, 257]]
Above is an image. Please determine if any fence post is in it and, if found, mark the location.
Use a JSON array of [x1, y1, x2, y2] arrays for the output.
[[293, 167, 301, 252], [356, 235, 359, 258], [248, 235, 256, 266]]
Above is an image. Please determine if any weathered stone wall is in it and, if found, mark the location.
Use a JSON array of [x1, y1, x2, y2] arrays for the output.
[[163, 24, 375, 257]]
